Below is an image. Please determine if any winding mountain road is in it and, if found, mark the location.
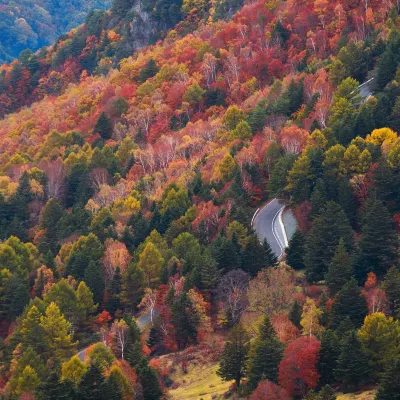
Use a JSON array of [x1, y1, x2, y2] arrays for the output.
[[252, 199, 288, 259], [77, 311, 153, 362]]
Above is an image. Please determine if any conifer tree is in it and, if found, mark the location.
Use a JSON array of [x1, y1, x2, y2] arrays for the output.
[[217, 324, 250, 387], [325, 238, 353, 296], [247, 315, 284, 389], [334, 331, 371, 391], [40, 302, 77, 365], [199, 252, 220, 290], [94, 112, 113, 140], [375, 360, 400, 400], [171, 293, 199, 349], [212, 236, 241, 273], [137, 360, 163, 400], [84, 260, 105, 306], [317, 330, 341, 386], [39, 371, 76, 400], [241, 235, 268, 276], [262, 238, 278, 267], [305, 202, 353, 283], [138, 59, 159, 83], [330, 279, 368, 329], [376, 48, 398, 90], [106, 267, 122, 315], [382, 267, 400, 317], [286, 230, 305, 270], [289, 300, 302, 329], [77, 364, 105, 400], [355, 198, 397, 281], [310, 179, 327, 218]]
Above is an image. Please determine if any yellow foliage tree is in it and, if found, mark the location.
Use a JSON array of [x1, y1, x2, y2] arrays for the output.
[[300, 297, 323, 338]]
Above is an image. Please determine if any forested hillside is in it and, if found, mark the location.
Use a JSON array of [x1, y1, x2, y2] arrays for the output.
[[0, 0, 114, 63], [0, 0, 400, 399]]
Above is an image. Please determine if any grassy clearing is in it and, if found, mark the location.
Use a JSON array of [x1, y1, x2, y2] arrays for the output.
[[167, 362, 232, 400], [337, 389, 377, 399]]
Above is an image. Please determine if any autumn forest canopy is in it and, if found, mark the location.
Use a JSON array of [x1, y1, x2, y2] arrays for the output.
[[1, 0, 400, 398]]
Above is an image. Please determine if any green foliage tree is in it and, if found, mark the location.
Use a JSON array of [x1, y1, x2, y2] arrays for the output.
[[359, 312, 400, 377], [286, 230, 305, 270], [375, 359, 400, 400], [137, 360, 163, 400], [84, 260, 105, 306], [354, 198, 398, 281], [222, 105, 245, 130], [171, 293, 199, 349], [94, 112, 113, 140], [325, 239, 353, 296], [289, 300, 302, 329], [305, 202, 353, 283], [66, 233, 104, 280], [138, 59, 159, 83], [247, 315, 284, 389], [330, 279, 369, 329], [217, 324, 250, 387], [77, 364, 105, 400], [106, 267, 122, 315], [383, 267, 400, 317], [334, 331, 371, 391], [317, 330, 340, 387], [233, 120, 252, 140], [40, 302, 77, 366]]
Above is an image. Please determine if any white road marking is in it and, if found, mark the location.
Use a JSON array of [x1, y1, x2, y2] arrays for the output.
[[272, 205, 285, 259]]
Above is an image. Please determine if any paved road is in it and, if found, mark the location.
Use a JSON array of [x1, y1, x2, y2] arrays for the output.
[[252, 199, 288, 259], [77, 311, 154, 362]]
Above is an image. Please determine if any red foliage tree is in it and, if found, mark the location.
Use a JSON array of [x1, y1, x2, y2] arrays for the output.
[[250, 380, 291, 400], [278, 336, 320, 397]]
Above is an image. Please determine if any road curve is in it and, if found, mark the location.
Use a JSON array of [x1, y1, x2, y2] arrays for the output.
[[77, 311, 153, 362], [252, 199, 288, 259]]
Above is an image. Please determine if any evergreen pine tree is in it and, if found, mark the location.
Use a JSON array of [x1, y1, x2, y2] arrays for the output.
[[241, 235, 268, 276], [212, 236, 241, 273], [318, 385, 336, 400], [334, 331, 371, 391], [138, 59, 159, 83], [330, 279, 368, 329], [102, 374, 123, 400], [375, 359, 400, 400], [382, 267, 400, 317], [390, 97, 400, 133], [355, 198, 398, 281], [310, 179, 327, 218], [125, 318, 145, 367], [325, 238, 353, 296], [94, 112, 113, 140], [289, 300, 302, 329], [106, 267, 122, 315], [286, 230, 306, 270], [262, 238, 278, 267], [137, 361, 163, 400], [376, 48, 398, 90], [84, 260, 105, 306], [217, 324, 250, 387], [39, 371, 76, 400], [199, 252, 220, 290], [171, 293, 199, 349], [77, 364, 105, 400], [305, 202, 353, 283], [247, 315, 284, 389], [318, 330, 341, 386]]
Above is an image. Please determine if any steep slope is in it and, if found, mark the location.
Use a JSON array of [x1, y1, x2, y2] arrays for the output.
[[0, 0, 400, 399], [0, 0, 112, 63]]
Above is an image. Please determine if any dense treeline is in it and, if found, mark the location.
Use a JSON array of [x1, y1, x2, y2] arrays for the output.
[[0, 0, 112, 63], [0, 0, 400, 398]]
